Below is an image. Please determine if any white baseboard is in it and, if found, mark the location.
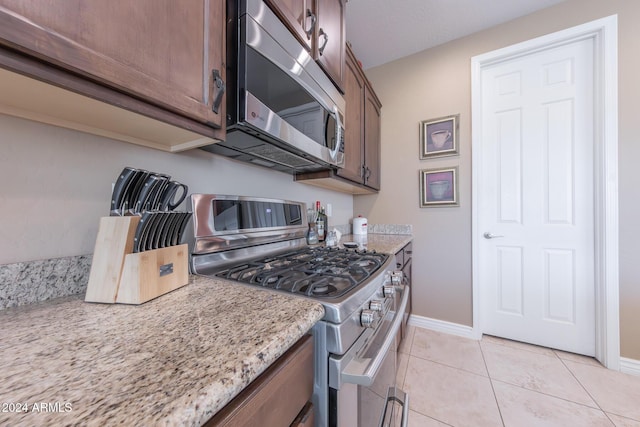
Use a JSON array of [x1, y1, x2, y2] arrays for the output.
[[620, 357, 640, 376], [408, 314, 477, 340]]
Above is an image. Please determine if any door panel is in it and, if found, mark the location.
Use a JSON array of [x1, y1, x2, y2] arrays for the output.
[[479, 37, 595, 355], [496, 109, 523, 224], [496, 246, 524, 315]]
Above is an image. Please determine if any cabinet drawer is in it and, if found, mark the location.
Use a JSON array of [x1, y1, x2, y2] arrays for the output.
[[205, 334, 314, 427]]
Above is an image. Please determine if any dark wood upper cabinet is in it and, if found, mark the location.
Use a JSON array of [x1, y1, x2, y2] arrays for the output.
[[314, 0, 345, 91], [265, 0, 345, 92], [338, 49, 366, 184], [363, 85, 381, 190], [336, 44, 380, 190], [263, 0, 313, 51], [0, 0, 225, 128]]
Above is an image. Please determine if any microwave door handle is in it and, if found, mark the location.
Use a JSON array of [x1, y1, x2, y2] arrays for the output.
[[340, 286, 409, 386], [329, 105, 343, 162]]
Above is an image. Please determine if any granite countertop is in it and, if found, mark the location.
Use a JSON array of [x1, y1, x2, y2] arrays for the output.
[[343, 233, 412, 255], [0, 276, 324, 427]]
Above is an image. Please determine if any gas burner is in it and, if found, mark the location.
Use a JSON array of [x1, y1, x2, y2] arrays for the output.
[[300, 283, 338, 296], [259, 275, 279, 285], [354, 259, 373, 268], [214, 246, 389, 299]]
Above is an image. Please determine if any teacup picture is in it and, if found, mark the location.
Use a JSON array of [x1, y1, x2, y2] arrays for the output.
[[420, 167, 458, 207], [430, 130, 451, 148], [429, 180, 450, 200], [420, 114, 459, 158]]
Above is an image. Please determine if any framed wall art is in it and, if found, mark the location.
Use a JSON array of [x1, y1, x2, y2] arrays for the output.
[[419, 167, 459, 207], [419, 114, 459, 159]]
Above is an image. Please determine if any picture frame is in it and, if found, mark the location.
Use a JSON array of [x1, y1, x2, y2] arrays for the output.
[[420, 167, 459, 207], [419, 114, 459, 159]]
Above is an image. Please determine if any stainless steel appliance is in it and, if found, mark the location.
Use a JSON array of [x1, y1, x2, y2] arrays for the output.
[[189, 195, 409, 427], [201, 0, 345, 174]]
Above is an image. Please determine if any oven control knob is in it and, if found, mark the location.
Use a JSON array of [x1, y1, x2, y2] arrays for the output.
[[360, 309, 377, 328], [369, 300, 383, 312], [391, 271, 404, 286], [383, 284, 395, 297]]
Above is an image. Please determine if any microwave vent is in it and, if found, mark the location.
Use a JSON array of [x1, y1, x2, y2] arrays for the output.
[[246, 144, 316, 169]]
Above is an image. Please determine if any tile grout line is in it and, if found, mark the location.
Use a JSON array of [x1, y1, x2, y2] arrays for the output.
[[479, 339, 506, 427], [554, 354, 616, 424], [403, 328, 457, 427], [406, 351, 491, 379]]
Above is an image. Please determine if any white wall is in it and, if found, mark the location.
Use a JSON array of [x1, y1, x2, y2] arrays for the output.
[[0, 114, 353, 264], [355, 0, 640, 359]]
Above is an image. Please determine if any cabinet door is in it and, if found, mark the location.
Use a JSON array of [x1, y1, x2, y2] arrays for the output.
[[205, 335, 314, 427], [264, 0, 313, 51], [315, 0, 345, 91], [364, 85, 381, 190], [337, 49, 365, 184], [0, 0, 225, 127]]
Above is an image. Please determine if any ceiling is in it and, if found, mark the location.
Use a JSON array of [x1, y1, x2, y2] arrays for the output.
[[345, 0, 567, 69]]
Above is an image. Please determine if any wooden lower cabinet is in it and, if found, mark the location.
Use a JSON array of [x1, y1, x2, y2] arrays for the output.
[[205, 334, 314, 427], [395, 242, 413, 349]]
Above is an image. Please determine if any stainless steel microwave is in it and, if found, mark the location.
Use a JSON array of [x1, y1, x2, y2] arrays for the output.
[[201, 0, 346, 174]]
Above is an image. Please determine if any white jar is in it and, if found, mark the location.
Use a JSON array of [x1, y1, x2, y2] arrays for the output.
[[353, 216, 368, 235]]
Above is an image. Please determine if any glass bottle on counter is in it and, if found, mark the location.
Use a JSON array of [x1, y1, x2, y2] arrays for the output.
[[315, 201, 326, 242], [307, 208, 319, 244]]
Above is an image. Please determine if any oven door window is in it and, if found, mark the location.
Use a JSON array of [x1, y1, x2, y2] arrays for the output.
[[246, 47, 333, 148]]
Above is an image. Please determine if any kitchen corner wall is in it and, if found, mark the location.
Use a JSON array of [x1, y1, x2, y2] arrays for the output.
[[355, 0, 640, 360], [0, 114, 353, 264]]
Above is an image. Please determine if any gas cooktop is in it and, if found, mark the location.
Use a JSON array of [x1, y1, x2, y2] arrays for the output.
[[215, 246, 389, 299]]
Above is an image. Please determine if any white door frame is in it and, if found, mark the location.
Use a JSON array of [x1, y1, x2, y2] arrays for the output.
[[471, 16, 619, 369]]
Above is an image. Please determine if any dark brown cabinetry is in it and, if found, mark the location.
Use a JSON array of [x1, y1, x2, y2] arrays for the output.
[[205, 334, 314, 427], [361, 84, 382, 189], [0, 0, 226, 150], [295, 44, 381, 193], [265, 0, 345, 91], [395, 242, 413, 346], [336, 44, 381, 189]]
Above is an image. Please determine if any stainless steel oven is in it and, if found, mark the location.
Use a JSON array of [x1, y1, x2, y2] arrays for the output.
[[188, 195, 409, 426], [328, 280, 409, 427]]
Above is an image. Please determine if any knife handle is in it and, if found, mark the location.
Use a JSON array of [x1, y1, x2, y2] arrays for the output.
[[127, 170, 150, 212], [150, 174, 171, 211], [133, 211, 154, 253], [110, 167, 137, 215], [158, 181, 189, 211], [174, 212, 193, 246], [133, 175, 163, 213]]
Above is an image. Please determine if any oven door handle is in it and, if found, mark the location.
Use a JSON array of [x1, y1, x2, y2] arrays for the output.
[[378, 386, 410, 427], [341, 285, 409, 387]]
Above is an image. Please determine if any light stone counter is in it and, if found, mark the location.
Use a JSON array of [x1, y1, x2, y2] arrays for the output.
[[0, 276, 324, 427], [342, 233, 412, 255]]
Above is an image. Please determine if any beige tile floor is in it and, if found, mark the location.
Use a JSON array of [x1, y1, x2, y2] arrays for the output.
[[397, 326, 640, 427]]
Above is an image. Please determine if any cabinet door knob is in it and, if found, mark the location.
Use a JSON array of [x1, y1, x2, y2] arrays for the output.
[[318, 29, 329, 55], [211, 69, 225, 114], [305, 9, 316, 38]]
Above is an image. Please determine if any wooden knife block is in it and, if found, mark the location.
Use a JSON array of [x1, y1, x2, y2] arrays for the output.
[[85, 216, 189, 304]]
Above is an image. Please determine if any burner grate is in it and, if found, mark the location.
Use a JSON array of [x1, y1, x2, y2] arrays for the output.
[[215, 246, 388, 298]]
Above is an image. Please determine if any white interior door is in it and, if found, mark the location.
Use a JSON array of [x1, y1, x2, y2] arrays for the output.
[[478, 37, 595, 356]]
